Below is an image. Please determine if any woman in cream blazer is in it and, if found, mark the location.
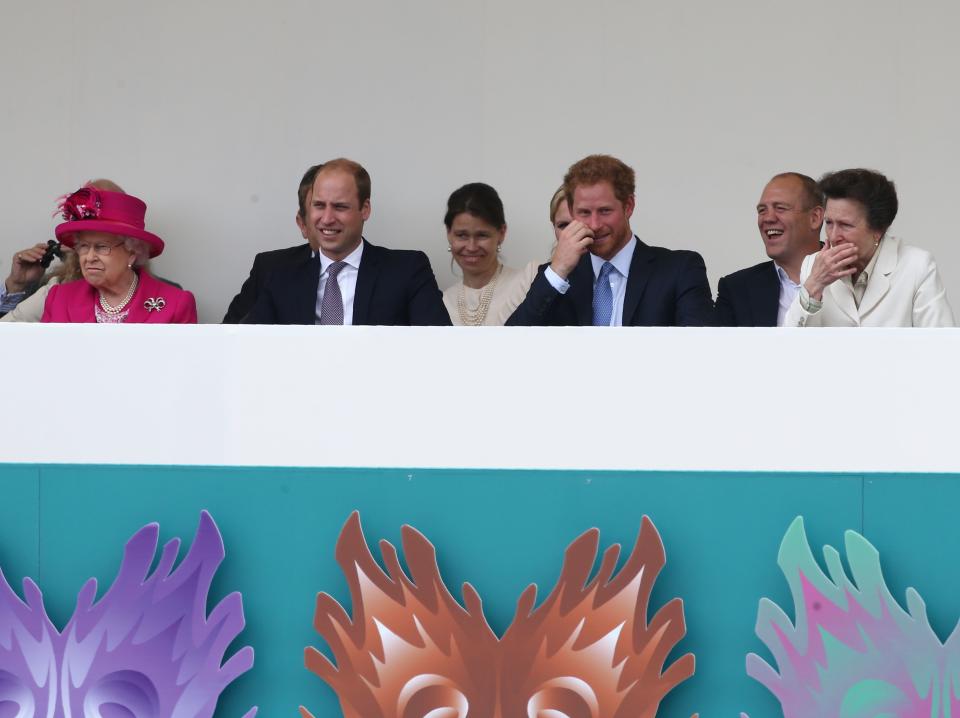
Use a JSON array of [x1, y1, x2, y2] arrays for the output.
[[785, 169, 954, 328]]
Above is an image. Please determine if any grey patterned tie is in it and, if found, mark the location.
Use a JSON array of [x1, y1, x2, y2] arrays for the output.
[[318, 261, 347, 325]]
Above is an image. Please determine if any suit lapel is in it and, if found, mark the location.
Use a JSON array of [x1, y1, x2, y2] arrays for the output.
[[857, 236, 895, 319], [827, 278, 861, 325], [569, 254, 595, 325], [353, 239, 377, 325], [622, 239, 655, 325], [75, 282, 97, 322], [753, 262, 781, 326]]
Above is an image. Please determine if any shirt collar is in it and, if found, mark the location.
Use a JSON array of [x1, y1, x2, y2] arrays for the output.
[[773, 262, 800, 288], [590, 235, 637, 278], [859, 236, 883, 282], [314, 239, 364, 272]]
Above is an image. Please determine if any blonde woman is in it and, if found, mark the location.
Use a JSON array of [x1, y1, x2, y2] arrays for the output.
[[549, 186, 573, 241], [2, 180, 123, 322]]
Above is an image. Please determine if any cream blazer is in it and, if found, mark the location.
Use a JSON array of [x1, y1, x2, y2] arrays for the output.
[[784, 235, 955, 327], [0, 277, 60, 323]]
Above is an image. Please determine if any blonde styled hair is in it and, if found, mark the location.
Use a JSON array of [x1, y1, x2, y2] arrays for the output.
[[86, 178, 125, 193], [549, 187, 566, 223]]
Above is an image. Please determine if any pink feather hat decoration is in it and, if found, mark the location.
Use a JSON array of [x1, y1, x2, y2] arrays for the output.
[[55, 185, 165, 257]]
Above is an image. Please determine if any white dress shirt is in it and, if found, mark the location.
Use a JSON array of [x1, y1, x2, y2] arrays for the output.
[[847, 242, 882, 308], [774, 263, 801, 327], [589, 237, 636, 326], [544, 236, 638, 326], [315, 241, 364, 325]]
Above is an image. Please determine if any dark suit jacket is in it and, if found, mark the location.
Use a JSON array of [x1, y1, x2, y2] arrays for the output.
[[223, 244, 311, 323], [713, 260, 779, 327], [506, 239, 713, 326], [242, 239, 450, 326]]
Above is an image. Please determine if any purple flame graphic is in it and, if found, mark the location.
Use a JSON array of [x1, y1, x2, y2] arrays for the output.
[[745, 516, 957, 717], [0, 511, 255, 718]]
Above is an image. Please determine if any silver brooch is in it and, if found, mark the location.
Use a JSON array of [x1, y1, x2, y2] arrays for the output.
[[144, 297, 166, 312]]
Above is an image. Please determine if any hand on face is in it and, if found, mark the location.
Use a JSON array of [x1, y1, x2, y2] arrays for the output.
[[823, 198, 881, 277], [568, 182, 634, 263], [549, 220, 594, 279], [5, 243, 49, 292], [803, 240, 858, 300], [552, 203, 572, 243]]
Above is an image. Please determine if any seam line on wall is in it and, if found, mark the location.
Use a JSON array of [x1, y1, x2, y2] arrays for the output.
[[36, 465, 42, 586], [860, 474, 867, 536]]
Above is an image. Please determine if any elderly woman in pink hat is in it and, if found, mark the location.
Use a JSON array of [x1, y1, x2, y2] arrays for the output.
[[41, 185, 196, 323]]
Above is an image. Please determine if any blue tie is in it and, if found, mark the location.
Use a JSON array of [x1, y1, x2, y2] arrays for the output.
[[592, 262, 615, 326]]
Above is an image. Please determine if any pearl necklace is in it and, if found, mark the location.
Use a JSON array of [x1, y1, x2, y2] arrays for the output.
[[457, 264, 502, 326], [98, 272, 139, 316]]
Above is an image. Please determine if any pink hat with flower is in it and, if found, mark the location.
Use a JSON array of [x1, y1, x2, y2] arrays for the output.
[[55, 186, 165, 258]]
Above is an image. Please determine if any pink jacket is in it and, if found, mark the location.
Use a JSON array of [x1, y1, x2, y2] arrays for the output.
[[41, 272, 197, 323]]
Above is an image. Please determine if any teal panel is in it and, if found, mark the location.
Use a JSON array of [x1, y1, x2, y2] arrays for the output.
[[40, 465, 320, 718], [0, 465, 40, 598], [863, 474, 960, 643], [35, 466, 863, 717]]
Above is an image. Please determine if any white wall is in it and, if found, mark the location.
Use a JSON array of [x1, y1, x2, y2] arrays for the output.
[[2, 0, 959, 322], [2, 325, 958, 472]]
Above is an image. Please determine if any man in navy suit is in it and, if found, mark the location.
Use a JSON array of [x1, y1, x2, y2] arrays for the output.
[[223, 166, 328, 323], [234, 159, 449, 326], [223, 244, 308, 323], [507, 154, 712, 326], [714, 173, 823, 326]]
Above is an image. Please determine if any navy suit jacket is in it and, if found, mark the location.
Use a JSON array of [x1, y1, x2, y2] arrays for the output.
[[223, 244, 311, 323], [713, 260, 779, 327], [506, 239, 713, 326], [242, 240, 450, 326]]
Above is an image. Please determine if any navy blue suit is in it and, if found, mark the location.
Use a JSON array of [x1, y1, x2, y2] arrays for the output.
[[241, 240, 450, 326], [713, 260, 779, 327], [223, 244, 311, 323], [506, 239, 713, 326]]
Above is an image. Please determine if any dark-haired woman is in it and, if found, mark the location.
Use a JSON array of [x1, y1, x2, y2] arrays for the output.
[[442, 183, 538, 326], [785, 168, 954, 327]]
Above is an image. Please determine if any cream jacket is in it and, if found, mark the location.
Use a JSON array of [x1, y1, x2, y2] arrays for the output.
[[0, 277, 60, 323], [784, 236, 954, 327]]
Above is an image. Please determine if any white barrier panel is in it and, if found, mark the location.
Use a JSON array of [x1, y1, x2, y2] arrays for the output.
[[1, 324, 956, 472]]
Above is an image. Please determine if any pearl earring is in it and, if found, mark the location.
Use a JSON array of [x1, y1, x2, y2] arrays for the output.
[[446, 247, 452, 253]]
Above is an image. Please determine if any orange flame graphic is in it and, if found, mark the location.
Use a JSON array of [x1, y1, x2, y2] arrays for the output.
[[302, 513, 694, 718]]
